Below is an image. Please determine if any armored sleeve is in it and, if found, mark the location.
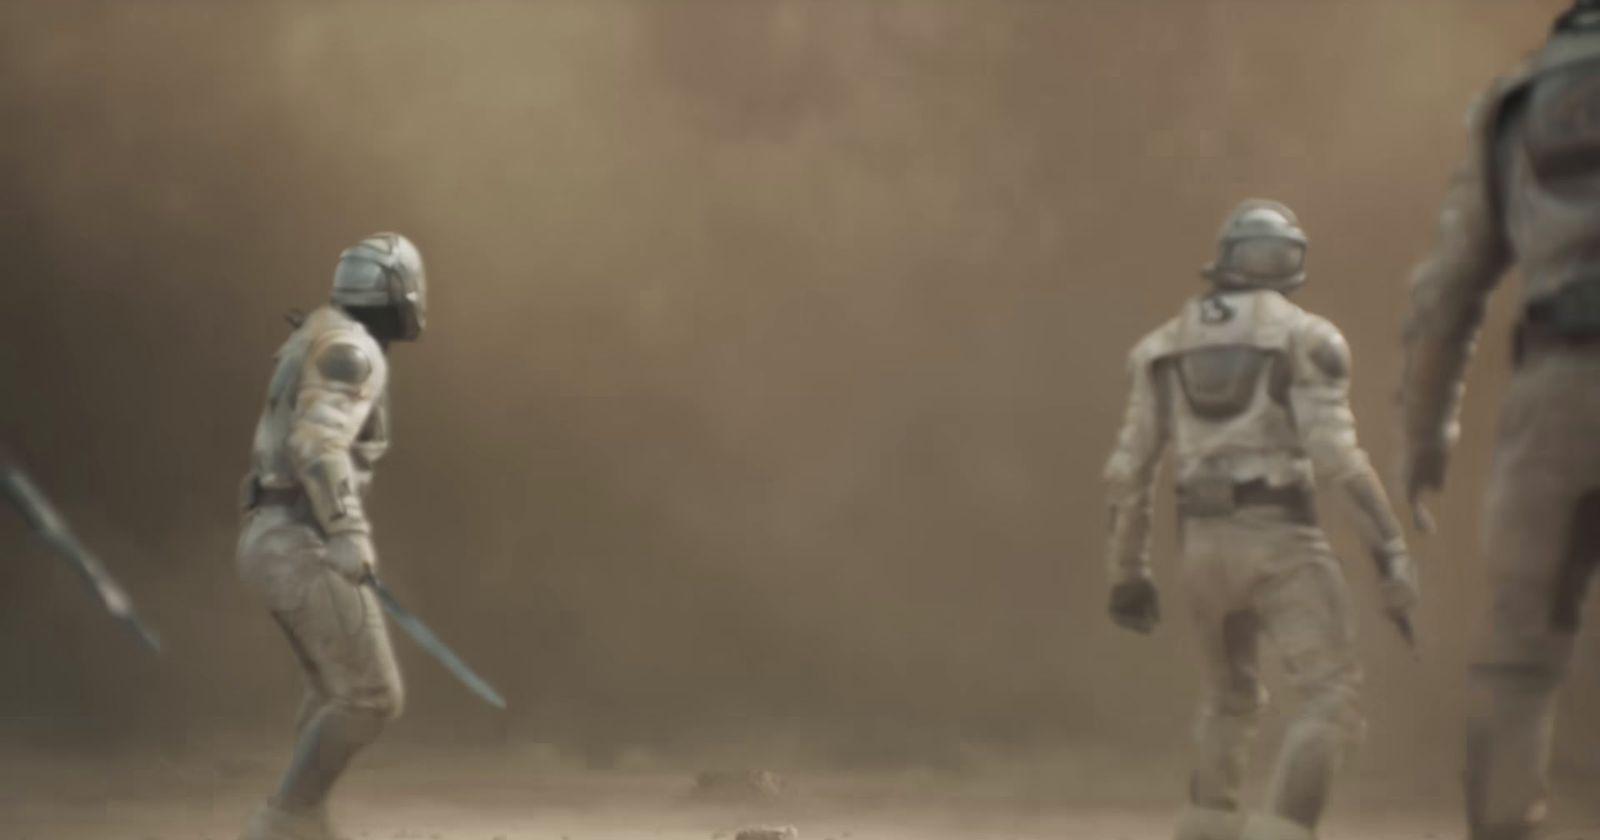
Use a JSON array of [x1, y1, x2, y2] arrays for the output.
[[1103, 335, 1171, 585], [1291, 317, 1407, 563], [287, 331, 387, 536], [1398, 84, 1515, 459]]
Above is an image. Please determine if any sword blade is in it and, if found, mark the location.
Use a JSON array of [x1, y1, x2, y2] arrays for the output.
[[120, 612, 163, 654], [368, 577, 507, 710], [2, 461, 161, 654]]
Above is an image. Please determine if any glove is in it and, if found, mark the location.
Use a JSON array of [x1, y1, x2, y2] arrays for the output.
[[325, 531, 377, 585], [1109, 578, 1161, 635], [1401, 442, 1449, 534], [1378, 547, 1420, 611], [1376, 547, 1420, 649]]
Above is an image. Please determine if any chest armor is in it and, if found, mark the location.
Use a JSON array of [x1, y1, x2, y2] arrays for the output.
[[1506, 53, 1600, 297], [249, 310, 390, 489]]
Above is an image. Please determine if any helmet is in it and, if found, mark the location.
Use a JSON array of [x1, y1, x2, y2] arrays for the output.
[[1555, 0, 1600, 35], [1202, 200, 1308, 292], [331, 233, 426, 342]]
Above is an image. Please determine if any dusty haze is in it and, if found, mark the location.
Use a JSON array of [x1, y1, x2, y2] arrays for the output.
[[0, 0, 1594, 791]]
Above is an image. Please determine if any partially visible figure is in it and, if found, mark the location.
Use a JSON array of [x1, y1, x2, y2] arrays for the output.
[[0, 447, 161, 652], [1399, 4, 1600, 838], [1105, 201, 1417, 840], [237, 233, 425, 840]]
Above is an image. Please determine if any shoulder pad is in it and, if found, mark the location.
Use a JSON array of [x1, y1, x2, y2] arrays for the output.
[[1470, 67, 1539, 178], [1469, 70, 1532, 131], [312, 341, 375, 386], [1128, 318, 1180, 370], [1297, 315, 1351, 380]]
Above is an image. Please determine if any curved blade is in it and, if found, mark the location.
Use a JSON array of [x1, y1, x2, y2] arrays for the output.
[[367, 577, 507, 710]]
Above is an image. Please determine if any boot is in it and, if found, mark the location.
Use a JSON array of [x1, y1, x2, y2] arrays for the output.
[[1239, 812, 1315, 840], [1175, 805, 1247, 840], [239, 800, 338, 840]]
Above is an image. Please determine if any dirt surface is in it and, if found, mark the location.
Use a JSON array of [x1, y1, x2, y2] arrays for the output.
[[2, 745, 1596, 840]]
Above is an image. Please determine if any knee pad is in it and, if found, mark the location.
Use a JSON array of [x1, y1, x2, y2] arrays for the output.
[[338, 674, 405, 721], [367, 682, 405, 721], [329, 682, 402, 730], [1297, 681, 1365, 746]]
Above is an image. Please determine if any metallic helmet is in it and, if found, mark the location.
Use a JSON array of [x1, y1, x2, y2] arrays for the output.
[[1202, 199, 1308, 292], [1555, 0, 1600, 35], [331, 233, 426, 341]]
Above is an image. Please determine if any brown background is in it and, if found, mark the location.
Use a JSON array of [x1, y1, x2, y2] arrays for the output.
[[0, 0, 1592, 781]]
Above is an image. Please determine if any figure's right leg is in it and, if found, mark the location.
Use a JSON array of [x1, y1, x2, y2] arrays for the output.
[[1463, 349, 1600, 840], [1188, 610, 1265, 816], [1253, 538, 1364, 840], [1176, 565, 1264, 840], [238, 522, 403, 840], [1465, 484, 1600, 840], [263, 575, 403, 829]]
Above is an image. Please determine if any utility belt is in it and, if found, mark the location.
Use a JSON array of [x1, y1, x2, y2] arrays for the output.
[[1516, 273, 1600, 367], [240, 475, 306, 514], [1177, 477, 1316, 525]]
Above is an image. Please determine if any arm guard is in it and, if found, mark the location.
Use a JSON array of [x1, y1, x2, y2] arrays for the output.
[[288, 335, 385, 536], [1398, 87, 1515, 462], [1104, 342, 1171, 585], [1292, 319, 1409, 566]]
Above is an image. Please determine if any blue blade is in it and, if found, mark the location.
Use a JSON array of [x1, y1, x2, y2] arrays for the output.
[[368, 577, 507, 710]]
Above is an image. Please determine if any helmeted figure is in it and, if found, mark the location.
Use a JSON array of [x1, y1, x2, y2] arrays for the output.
[[1106, 201, 1416, 840], [1400, 4, 1600, 838], [236, 233, 425, 840]]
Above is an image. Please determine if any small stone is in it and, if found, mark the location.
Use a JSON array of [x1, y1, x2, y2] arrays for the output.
[[735, 828, 798, 840], [691, 769, 785, 802]]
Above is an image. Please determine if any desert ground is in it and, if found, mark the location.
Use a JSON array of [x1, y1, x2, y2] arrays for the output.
[[2, 742, 1596, 840]]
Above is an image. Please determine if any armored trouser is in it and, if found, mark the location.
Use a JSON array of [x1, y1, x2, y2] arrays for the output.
[[1465, 344, 1600, 840], [237, 502, 403, 823], [1178, 498, 1365, 838]]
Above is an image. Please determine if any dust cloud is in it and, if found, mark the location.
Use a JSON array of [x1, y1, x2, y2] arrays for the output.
[[0, 0, 1589, 789]]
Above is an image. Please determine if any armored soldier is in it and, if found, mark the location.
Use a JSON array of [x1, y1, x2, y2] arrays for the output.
[[237, 233, 425, 840], [1400, 4, 1600, 838], [1105, 201, 1417, 840]]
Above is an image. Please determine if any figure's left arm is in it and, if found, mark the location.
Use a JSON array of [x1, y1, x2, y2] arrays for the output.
[[1398, 83, 1516, 517]]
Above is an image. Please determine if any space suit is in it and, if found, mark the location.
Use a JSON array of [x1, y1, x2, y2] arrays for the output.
[[236, 233, 426, 840], [1399, 4, 1600, 837], [1106, 201, 1416, 840]]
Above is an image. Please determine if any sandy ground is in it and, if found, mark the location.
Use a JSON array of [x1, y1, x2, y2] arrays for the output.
[[2, 742, 1597, 840]]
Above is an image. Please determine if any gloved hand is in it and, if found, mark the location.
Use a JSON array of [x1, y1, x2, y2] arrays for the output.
[[1109, 578, 1161, 635], [325, 531, 377, 585], [1401, 441, 1450, 534], [1379, 560, 1420, 616], [1376, 547, 1421, 649]]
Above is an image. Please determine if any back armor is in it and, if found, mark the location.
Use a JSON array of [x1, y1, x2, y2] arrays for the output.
[[1496, 36, 1600, 302], [1145, 290, 1310, 490]]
